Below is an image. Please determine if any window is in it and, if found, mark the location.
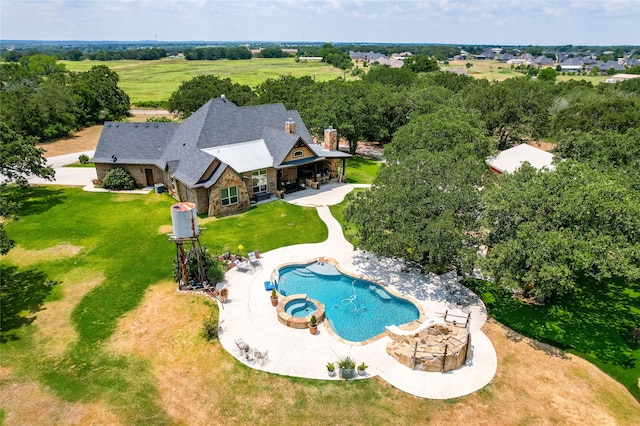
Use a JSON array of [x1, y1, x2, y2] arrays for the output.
[[293, 149, 304, 158], [252, 169, 267, 193], [220, 186, 238, 206]]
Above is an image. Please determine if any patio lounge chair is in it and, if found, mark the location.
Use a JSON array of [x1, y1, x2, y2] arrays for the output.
[[248, 251, 262, 268], [234, 339, 249, 355], [233, 258, 253, 273]]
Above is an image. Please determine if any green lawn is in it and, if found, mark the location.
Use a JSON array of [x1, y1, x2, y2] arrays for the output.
[[463, 277, 640, 401], [60, 58, 348, 104], [345, 156, 383, 184], [0, 186, 327, 423]]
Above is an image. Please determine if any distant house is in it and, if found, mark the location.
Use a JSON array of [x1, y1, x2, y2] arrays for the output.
[[605, 73, 640, 83], [590, 61, 626, 74], [486, 144, 554, 174], [93, 97, 351, 216], [533, 55, 554, 66], [559, 58, 584, 72]]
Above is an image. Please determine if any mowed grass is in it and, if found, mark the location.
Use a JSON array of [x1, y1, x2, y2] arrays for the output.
[[60, 58, 347, 104], [344, 156, 383, 184]]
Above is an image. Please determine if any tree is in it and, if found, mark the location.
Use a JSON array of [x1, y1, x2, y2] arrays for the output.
[[0, 122, 54, 254], [345, 108, 493, 273], [402, 54, 439, 73], [253, 75, 316, 109], [481, 161, 640, 300], [464, 77, 552, 149], [551, 89, 640, 134], [361, 66, 417, 87], [259, 46, 289, 58], [70, 65, 130, 125], [537, 67, 558, 82], [167, 75, 256, 117]]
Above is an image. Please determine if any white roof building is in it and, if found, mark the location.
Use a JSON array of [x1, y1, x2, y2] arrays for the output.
[[486, 144, 554, 174]]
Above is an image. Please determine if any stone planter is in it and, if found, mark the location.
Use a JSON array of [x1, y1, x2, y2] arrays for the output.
[[357, 369, 366, 376], [270, 296, 278, 307], [339, 368, 356, 379]]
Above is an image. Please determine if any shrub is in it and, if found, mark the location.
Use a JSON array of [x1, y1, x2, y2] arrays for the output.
[[78, 154, 90, 164], [102, 167, 135, 190], [202, 312, 222, 341]]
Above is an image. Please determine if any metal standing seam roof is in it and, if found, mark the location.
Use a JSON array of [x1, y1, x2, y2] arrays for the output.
[[486, 144, 554, 174], [202, 140, 273, 173]]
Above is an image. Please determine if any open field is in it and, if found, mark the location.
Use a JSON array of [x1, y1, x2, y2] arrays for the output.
[[448, 60, 608, 84], [1, 185, 638, 425], [60, 58, 348, 104]]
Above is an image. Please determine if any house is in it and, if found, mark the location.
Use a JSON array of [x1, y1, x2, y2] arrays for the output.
[[486, 144, 554, 174], [93, 97, 351, 216], [559, 57, 584, 73]]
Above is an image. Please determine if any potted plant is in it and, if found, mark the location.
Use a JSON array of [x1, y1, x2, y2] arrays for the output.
[[357, 362, 368, 376], [326, 361, 336, 377], [309, 315, 318, 335], [270, 288, 278, 306], [338, 356, 356, 379], [219, 287, 229, 303]]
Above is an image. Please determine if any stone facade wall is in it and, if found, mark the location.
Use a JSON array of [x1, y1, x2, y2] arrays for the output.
[[208, 168, 250, 216]]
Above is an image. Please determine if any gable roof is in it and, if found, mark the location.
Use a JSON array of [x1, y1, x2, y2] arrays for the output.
[[486, 144, 554, 174]]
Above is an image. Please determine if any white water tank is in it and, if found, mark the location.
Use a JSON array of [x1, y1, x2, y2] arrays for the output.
[[171, 202, 199, 238]]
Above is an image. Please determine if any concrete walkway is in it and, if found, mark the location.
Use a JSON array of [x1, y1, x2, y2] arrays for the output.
[[216, 184, 497, 399]]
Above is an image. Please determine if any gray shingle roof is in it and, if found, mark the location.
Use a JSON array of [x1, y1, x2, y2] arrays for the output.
[[93, 122, 178, 168], [95, 97, 346, 189]]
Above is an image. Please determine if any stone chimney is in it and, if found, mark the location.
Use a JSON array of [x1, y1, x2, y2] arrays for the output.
[[285, 118, 296, 134], [323, 126, 337, 150]]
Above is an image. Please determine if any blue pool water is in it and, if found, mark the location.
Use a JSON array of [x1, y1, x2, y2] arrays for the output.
[[285, 299, 317, 318], [277, 263, 420, 342]]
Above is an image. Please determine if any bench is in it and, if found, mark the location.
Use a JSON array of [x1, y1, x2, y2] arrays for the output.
[[255, 192, 271, 202]]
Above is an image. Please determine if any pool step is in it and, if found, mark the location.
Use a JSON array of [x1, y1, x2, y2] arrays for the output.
[[370, 285, 391, 301], [291, 269, 316, 278]]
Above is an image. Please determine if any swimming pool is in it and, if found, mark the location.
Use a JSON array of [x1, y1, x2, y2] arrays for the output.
[[276, 262, 420, 342]]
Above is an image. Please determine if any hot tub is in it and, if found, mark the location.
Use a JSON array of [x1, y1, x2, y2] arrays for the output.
[[276, 294, 326, 329], [285, 299, 317, 318]]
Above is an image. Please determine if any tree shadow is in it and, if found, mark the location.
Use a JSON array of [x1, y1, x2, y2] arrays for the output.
[[0, 263, 58, 342], [1, 185, 66, 217]]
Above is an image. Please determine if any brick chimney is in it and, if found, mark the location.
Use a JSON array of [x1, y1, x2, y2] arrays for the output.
[[285, 118, 296, 134], [323, 126, 337, 150]]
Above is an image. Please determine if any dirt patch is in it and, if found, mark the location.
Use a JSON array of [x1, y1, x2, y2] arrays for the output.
[[38, 125, 104, 158], [3, 243, 82, 268], [0, 379, 120, 426], [529, 140, 556, 152], [157, 224, 173, 234], [108, 281, 226, 423]]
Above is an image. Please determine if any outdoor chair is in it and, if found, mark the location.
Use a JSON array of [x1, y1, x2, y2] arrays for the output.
[[233, 258, 254, 273], [234, 339, 249, 356], [254, 349, 269, 366], [248, 251, 262, 268]]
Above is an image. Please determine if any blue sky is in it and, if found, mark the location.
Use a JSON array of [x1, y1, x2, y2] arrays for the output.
[[1, 0, 639, 45]]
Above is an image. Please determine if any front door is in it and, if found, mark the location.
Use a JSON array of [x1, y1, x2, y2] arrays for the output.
[[145, 168, 154, 186]]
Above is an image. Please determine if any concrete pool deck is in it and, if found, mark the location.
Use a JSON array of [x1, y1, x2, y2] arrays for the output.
[[216, 183, 497, 399]]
